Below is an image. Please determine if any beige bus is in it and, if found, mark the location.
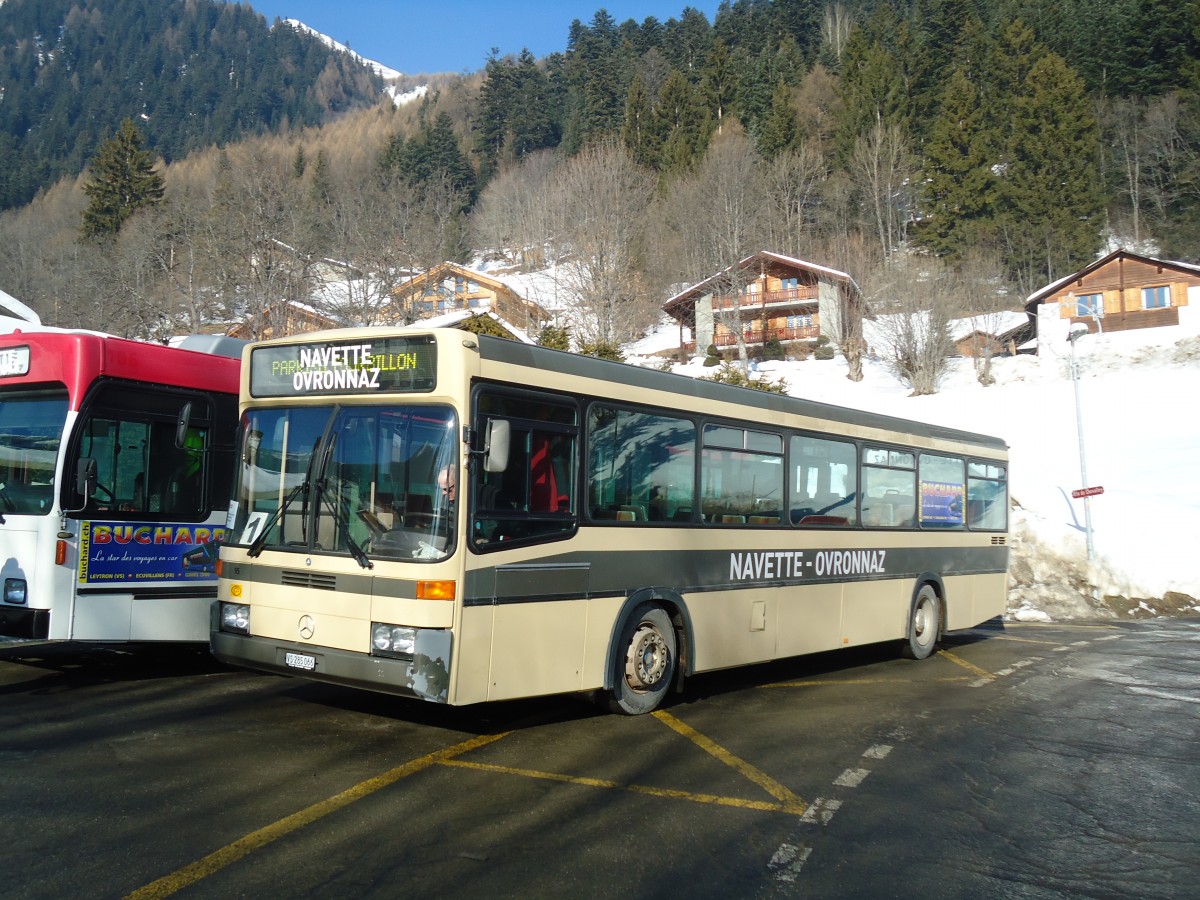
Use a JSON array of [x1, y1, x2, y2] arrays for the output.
[[212, 328, 1009, 714]]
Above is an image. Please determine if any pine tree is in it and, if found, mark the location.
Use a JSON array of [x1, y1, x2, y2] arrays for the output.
[[654, 69, 711, 176], [80, 119, 166, 240], [700, 39, 737, 136], [773, 0, 824, 65], [622, 73, 660, 168], [833, 7, 916, 162], [510, 50, 560, 159], [759, 80, 800, 158], [474, 51, 517, 181], [918, 67, 999, 256], [998, 52, 1104, 285]]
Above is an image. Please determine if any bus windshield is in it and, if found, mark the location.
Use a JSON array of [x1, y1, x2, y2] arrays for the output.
[[0, 389, 68, 516], [229, 405, 458, 562]]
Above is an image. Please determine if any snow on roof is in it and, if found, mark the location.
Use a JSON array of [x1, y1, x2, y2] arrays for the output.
[[399, 309, 536, 344], [665, 250, 858, 308], [0, 287, 41, 325]]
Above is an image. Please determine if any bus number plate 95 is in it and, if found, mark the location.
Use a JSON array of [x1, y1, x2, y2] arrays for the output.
[[285, 651, 316, 671]]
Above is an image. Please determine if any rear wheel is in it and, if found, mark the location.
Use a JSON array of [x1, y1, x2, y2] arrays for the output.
[[901, 585, 940, 660], [609, 605, 676, 715]]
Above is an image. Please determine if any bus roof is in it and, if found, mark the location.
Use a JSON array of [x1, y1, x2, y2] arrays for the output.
[[0, 329, 241, 410], [240, 327, 1007, 453], [474, 333, 1008, 453]]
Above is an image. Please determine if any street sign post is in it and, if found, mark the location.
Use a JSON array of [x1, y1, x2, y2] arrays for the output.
[[1071, 486, 1104, 499]]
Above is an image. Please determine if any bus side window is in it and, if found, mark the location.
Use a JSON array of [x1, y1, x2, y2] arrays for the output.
[[471, 392, 579, 550], [586, 405, 695, 525]]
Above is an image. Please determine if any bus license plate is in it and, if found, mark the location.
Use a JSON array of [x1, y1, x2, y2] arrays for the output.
[[285, 651, 316, 671]]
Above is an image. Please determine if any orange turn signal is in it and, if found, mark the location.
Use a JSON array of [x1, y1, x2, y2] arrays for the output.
[[215, 559, 223, 578], [55, 539, 67, 566], [416, 580, 456, 601]]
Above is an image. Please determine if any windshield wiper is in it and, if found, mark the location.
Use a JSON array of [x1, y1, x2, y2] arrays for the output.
[[247, 407, 340, 559], [246, 480, 305, 558], [314, 478, 373, 570], [309, 431, 374, 571]]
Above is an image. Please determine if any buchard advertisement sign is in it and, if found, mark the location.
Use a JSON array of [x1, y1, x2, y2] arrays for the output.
[[920, 480, 965, 525], [78, 521, 226, 585]]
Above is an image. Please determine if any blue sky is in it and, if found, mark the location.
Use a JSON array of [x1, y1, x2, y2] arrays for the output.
[[248, 1, 721, 75]]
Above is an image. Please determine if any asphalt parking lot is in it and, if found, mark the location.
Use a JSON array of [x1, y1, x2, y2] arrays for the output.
[[2, 618, 1197, 899]]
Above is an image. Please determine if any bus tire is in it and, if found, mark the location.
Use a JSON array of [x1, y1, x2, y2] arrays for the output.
[[901, 584, 940, 660], [609, 605, 676, 715], [902, 585, 940, 662]]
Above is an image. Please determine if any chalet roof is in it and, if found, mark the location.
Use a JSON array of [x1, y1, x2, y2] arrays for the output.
[[398, 309, 535, 344], [663, 250, 861, 315], [948, 310, 1031, 342], [397, 261, 523, 299], [1024, 248, 1200, 310]]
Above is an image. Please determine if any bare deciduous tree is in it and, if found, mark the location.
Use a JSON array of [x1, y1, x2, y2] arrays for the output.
[[864, 254, 962, 396], [199, 145, 322, 340], [763, 140, 827, 257], [471, 149, 560, 270], [660, 131, 768, 371], [543, 140, 658, 347], [851, 119, 913, 259], [954, 249, 1017, 387]]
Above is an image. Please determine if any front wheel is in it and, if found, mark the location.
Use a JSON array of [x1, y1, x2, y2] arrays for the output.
[[901, 585, 940, 660], [609, 605, 676, 715]]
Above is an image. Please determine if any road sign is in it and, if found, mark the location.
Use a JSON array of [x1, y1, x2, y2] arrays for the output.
[[1071, 486, 1104, 499]]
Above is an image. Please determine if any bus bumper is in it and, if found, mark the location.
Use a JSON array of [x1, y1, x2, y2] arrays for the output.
[[210, 618, 451, 704], [0, 606, 50, 640]]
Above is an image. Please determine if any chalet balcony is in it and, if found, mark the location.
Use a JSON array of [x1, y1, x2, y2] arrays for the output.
[[680, 323, 821, 355], [711, 286, 819, 312], [715, 323, 821, 347]]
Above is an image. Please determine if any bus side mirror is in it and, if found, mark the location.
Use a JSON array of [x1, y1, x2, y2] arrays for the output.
[[176, 401, 193, 449], [75, 457, 97, 500], [484, 419, 510, 473]]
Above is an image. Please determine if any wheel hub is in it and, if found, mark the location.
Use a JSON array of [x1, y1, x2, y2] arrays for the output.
[[625, 624, 667, 691]]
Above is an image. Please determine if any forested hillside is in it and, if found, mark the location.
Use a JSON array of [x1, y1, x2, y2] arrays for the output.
[[0, 0, 382, 210], [1, 0, 1199, 350]]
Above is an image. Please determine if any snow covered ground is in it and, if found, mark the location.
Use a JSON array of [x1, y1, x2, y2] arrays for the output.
[[626, 321, 1200, 623]]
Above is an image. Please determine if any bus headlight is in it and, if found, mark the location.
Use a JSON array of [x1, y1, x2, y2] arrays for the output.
[[3, 578, 27, 605], [220, 602, 250, 634], [371, 623, 416, 658]]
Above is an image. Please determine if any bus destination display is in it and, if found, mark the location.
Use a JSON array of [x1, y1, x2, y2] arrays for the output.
[[250, 336, 436, 397]]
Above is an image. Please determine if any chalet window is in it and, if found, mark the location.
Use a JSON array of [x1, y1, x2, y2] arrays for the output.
[[1142, 285, 1170, 309], [1075, 293, 1103, 317], [781, 277, 798, 290]]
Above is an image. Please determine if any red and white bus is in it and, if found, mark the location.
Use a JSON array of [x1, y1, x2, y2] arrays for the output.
[[0, 329, 241, 642]]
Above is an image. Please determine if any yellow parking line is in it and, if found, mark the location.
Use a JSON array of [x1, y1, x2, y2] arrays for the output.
[[936, 649, 994, 680], [442, 759, 801, 814], [125, 732, 509, 900], [760, 676, 972, 688], [652, 710, 806, 814]]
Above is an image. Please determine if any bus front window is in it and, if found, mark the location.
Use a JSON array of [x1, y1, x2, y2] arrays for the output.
[[230, 405, 458, 562], [0, 389, 68, 516]]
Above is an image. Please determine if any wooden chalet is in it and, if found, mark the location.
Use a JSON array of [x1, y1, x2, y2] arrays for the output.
[[1026, 249, 1200, 348], [399, 309, 535, 344], [225, 300, 340, 341], [950, 311, 1033, 358], [663, 251, 864, 357], [392, 262, 548, 333]]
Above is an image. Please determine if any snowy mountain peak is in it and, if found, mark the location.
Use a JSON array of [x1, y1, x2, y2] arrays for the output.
[[278, 18, 427, 106]]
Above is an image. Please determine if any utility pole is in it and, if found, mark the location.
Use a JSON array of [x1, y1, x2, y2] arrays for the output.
[[1068, 325, 1095, 562]]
